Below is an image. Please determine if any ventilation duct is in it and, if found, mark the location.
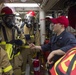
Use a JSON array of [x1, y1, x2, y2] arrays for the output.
[[42, 0, 59, 11], [41, 0, 49, 8]]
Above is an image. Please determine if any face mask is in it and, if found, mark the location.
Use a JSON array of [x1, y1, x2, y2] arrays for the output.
[[24, 16, 35, 28], [2, 15, 15, 28]]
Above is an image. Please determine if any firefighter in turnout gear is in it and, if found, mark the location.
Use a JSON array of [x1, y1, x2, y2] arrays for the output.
[[20, 10, 37, 75], [0, 6, 23, 75], [0, 46, 14, 75]]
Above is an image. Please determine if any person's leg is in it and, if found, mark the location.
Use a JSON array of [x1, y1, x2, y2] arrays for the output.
[[13, 54, 23, 75]]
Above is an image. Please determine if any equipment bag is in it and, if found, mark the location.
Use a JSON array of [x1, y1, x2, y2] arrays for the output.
[[49, 46, 76, 75]]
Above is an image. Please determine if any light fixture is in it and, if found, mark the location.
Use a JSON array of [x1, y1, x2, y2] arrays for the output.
[[46, 16, 53, 18], [21, 0, 27, 2], [4, 3, 40, 7]]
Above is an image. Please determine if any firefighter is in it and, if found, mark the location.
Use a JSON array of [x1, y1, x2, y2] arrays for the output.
[[20, 10, 36, 75], [12, 39, 23, 75], [0, 46, 14, 75], [15, 16, 22, 34], [0, 6, 23, 75]]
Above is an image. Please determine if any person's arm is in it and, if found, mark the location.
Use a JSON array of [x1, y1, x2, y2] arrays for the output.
[[29, 41, 52, 51], [41, 42, 51, 51], [35, 46, 42, 50], [47, 49, 65, 64], [29, 43, 42, 50], [60, 38, 76, 52]]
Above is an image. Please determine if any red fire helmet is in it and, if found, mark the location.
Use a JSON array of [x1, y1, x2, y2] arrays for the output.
[[27, 10, 36, 17], [1, 6, 14, 15]]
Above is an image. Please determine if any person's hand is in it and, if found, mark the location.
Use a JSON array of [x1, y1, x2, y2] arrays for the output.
[[29, 43, 42, 50], [29, 43, 36, 49], [47, 51, 55, 64], [47, 49, 65, 64]]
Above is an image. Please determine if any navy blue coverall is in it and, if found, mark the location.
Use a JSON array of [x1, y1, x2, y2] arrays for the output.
[[41, 30, 76, 69]]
